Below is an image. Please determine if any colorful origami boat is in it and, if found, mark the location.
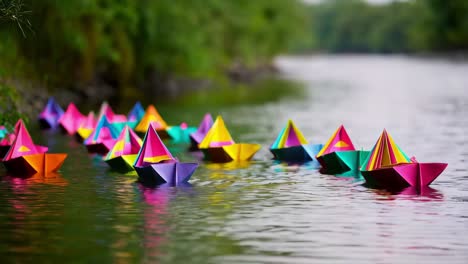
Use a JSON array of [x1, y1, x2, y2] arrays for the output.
[[2, 120, 66, 177], [59, 103, 85, 135], [134, 105, 169, 138], [127, 102, 145, 129], [316, 125, 370, 175], [104, 125, 142, 173], [133, 123, 198, 186], [84, 116, 120, 155], [167, 122, 197, 144], [270, 120, 323, 163], [98, 101, 127, 123], [189, 113, 214, 150], [199, 116, 261, 163], [360, 130, 447, 189], [38, 97, 64, 129], [76, 111, 97, 142]]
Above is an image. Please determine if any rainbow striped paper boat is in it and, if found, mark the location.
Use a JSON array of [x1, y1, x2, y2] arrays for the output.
[[270, 120, 322, 163], [134, 123, 198, 186], [316, 125, 370, 175], [199, 116, 261, 163], [104, 125, 142, 173], [361, 130, 447, 189], [84, 116, 120, 155]]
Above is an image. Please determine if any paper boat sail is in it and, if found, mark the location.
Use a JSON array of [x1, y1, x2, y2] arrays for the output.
[[98, 101, 127, 123], [104, 125, 142, 173], [38, 97, 64, 129], [362, 129, 411, 171], [59, 103, 85, 135], [84, 115, 120, 154], [127, 102, 145, 128], [135, 105, 169, 136], [2, 120, 66, 176], [317, 125, 355, 157], [76, 111, 97, 141], [270, 120, 322, 163], [199, 116, 235, 148], [134, 123, 175, 166], [167, 122, 197, 144], [190, 113, 214, 149], [315, 125, 368, 175], [361, 130, 447, 189], [134, 123, 198, 186], [199, 116, 260, 163], [3, 120, 48, 161], [271, 119, 308, 149]]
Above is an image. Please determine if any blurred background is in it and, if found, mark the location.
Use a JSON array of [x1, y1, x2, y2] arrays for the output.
[[1, 0, 468, 125]]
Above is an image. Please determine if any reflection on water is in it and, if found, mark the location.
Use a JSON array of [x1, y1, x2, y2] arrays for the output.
[[1, 55, 468, 263]]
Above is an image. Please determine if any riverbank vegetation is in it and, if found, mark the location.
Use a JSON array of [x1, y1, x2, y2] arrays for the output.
[[296, 0, 468, 54]]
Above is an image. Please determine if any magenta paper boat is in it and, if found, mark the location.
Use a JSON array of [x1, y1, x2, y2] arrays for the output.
[[59, 103, 85, 135], [38, 97, 64, 129], [360, 130, 447, 189], [134, 123, 198, 186]]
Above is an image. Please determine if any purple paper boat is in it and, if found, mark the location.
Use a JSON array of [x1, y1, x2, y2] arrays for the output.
[[134, 123, 198, 186], [38, 98, 64, 129], [135, 162, 198, 186], [189, 113, 213, 150]]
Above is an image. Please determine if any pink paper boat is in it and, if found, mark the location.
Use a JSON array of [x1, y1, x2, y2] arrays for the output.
[[58, 103, 85, 135]]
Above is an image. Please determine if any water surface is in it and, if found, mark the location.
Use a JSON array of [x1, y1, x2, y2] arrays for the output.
[[1, 55, 467, 263]]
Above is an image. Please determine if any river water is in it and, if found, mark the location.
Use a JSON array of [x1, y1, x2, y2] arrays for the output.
[[1, 55, 467, 263]]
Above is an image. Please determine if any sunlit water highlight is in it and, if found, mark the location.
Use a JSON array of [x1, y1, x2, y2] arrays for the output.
[[1, 55, 467, 263]]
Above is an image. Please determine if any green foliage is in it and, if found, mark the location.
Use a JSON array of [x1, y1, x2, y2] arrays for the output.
[[1, 0, 306, 90], [0, 82, 27, 129], [300, 0, 468, 53]]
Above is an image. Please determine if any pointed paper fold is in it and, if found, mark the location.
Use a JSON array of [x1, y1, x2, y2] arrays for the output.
[[199, 116, 235, 148], [84, 115, 120, 145], [190, 113, 214, 144], [128, 102, 145, 123], [135, 105, 168, 133], [134, 123, 175, 167], [317, 125, 355, 157], [3, 120, 48, 161], [271, 120, 308, 149], [97, 101, 127, 123], [105, 125, 142, 160], [77, 111, 97, 140], [38, 97, 64, 128], [59, 103, 85, 134], [362, 129, 411, 171]]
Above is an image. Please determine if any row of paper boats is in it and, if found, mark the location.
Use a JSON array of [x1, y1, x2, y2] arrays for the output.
[[0, 98, 448, 190]]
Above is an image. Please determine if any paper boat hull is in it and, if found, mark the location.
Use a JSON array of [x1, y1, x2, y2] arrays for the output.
[[201, 143, 260, 163], [38, 117, 59, 129], [2, 153, 67, 177], [105, 155, 137, 173], [85, 141, 115, 155], [361, 162, 447, 189], [271, 144, 322, 163], [318, 150, 370, 175], [135, 162, 198, 186]]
